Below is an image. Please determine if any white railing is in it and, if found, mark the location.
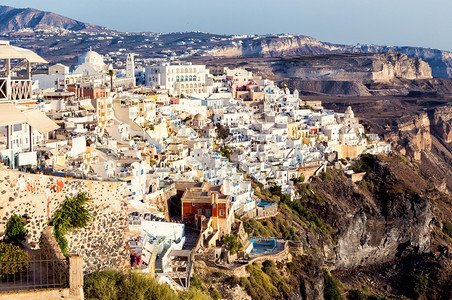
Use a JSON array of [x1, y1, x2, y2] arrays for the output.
[[0, 78, 7, 100], [0, 78, 32, 102]]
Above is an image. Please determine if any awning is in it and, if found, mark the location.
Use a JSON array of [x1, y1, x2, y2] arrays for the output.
[[23, 109, 60, 134], [13, 46, 48, 63], [0, 103, 28, 126], [0, 41, 47, 63], [79, 99, 95, 110], [127, 200, 149, 214]]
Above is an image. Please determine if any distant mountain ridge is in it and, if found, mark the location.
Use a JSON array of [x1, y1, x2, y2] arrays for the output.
[[2, 5, 452, 78], [0, 5, 111, 33]]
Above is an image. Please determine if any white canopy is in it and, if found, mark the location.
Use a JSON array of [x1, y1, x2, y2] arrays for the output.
[[23, 109, 60, 134], [0, 103, 28, 126], [0, 41, 47, 63]]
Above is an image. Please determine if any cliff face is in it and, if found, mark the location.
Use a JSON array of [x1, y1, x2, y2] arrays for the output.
[[213, 35, 452, 78], [299, 155, 432, 270], [385, 112, 433, 161], [214, 36, 343, 57], [432, 104, 452, 143], [275, 53, 432, 82], [292, 154, 451, 297], [382, 105, 452, 193]]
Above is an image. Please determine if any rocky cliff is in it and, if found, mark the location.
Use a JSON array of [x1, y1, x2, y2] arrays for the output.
[[296, 154, 451, 298], [302, 155, 432, 269], [213, 35, 452, 79], [381, 105, 452, 193], [432, 104, 452, 143], [214, 35, 344, 57], [275, 53, 432, 82], [225, 153, 451, 299], [385, 112, 433, 161]]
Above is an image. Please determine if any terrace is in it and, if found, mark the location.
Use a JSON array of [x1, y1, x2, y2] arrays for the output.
[[0, 41, 47, 104]]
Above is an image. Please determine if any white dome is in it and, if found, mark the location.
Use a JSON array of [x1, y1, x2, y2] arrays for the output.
[[77, 49, 105, 70], [84, 50, 101, 59]]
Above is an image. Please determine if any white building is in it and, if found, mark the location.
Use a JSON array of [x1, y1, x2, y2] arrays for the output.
[[73, 48, 109, 76], [144, 62, 211, 97]]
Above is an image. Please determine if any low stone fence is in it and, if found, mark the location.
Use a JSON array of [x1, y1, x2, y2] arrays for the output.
[[240, 202, 278, 220], [195, 240, 290, 278], [287, 240, 304, 256], [0, 226, 84, 299], [40, 226, 69, 284]]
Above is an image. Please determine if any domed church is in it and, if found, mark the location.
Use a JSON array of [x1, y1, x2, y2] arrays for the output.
[[73, 47, 109, 76]]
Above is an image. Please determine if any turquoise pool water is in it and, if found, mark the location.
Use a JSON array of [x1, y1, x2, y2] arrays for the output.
[[257, 201, 276, 207], [248, 238, 277, 255]]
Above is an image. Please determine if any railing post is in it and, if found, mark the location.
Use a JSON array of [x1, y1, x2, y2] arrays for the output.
[[68, 255, 84, 299]]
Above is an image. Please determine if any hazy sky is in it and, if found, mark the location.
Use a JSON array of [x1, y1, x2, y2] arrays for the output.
[[3, 0, 452, 51]]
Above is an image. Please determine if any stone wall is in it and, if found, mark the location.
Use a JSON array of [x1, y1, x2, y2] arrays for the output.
[[0, 167, 129, 274], [241, 202, 278, 220], [40, 226, 68, 283]]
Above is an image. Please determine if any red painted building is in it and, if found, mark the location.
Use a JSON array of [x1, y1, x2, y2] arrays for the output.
[[176, 182, 233, 236]]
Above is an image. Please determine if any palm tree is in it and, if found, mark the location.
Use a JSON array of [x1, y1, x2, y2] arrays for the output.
[[108, 69, 115, 92]]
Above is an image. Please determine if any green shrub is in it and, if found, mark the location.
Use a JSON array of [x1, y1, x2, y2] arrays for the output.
[[286, 261, 298, 273], [84, 269, 123, 300], [190, 273, 205, 291], [49, 192, 92, 255], [5, 215, 26, 243], [241, 263, 279, 300], [223, 234, 242, 254], [443, 221, 452, 238], [209, 287, 221, 300], [227, 275, 240, 285], [84, 269, 178, 300], [352, 154, 377, 173], [405, 274, 428, 299], [347, 289, 366, 300], [324, 269, 342, 300], [212, 271, 225, 278], [0, 242, 30, 280]]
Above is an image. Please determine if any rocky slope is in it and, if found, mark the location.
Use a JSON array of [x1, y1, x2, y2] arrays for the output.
[[214, 35, 346, 57], [209, 153, 451, 299], [213, 35, 452, 79], [0, 5, 111, 33], [276, 53, 432, 82]]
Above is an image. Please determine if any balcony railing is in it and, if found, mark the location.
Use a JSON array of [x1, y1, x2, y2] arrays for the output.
[[0, 258, 69, 292], [0, 78, 33, 102]]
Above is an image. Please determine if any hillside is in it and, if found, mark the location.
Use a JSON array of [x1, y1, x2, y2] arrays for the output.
[[0, 5, 111, 33], [195, 154, 451, 299]]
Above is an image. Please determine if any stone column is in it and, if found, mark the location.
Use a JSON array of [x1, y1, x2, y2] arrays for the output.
[[68, 255, 84, 300]]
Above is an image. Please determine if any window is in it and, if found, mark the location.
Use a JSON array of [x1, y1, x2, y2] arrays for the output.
[[13, 124, 22, 132], [220, 209, 224, 216], [198, 209, 202, 215]]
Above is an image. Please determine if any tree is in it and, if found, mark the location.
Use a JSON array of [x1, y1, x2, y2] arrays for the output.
[[108, 69, 115, 92], [215, 124, 229, 140], [5, 215, 26, 243], [323, 269, 342, 300]]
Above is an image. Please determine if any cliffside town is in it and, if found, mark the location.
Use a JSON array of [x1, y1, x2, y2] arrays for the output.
[[0, 19, 451, 300]]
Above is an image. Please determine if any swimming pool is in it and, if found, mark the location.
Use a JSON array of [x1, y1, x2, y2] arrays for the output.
[[248, 238, 277, 255], [257, 201, 277, 207]]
